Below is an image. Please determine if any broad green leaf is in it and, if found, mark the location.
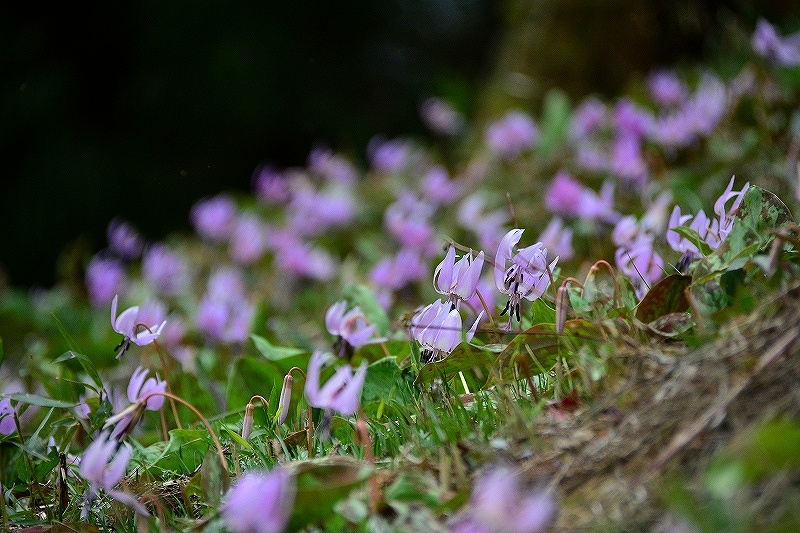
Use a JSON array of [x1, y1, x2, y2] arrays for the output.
[[342, 284, 391, 336], [154, 429, 210, 474], [5, 393, 75, 409], [251, 334, 308, 361], [414, 343, 503, 389], [361, 357, 413, 405], [288, 457, 372, 531], [227, 356, 283, 418], [635, 274, 692, 323], [352, 340, 410, 366], [169, 371, 217, 427]]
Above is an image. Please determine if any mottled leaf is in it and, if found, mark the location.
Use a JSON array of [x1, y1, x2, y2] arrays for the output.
[[635, 274, 692, 323], [414, 343, 503, 389]]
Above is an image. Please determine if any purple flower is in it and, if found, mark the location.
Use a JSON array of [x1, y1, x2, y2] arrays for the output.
[[325, 301, 383, 349], [420, 96, 464, 136], [0, 398, 16, 435], [385, 192, 438, 255], [110, 295, 167, 359], [230, 213, 268, 264], [752, 18, 800, 67], [253, 163, 292, 204], [683, 74, 727, 137], [191, 194, 237, 241], [370, 249, 429, 291], [453, 466, 556, 533], [611, 134, 648, 187], [494, 229, 557, 329], [613, 98, 654, 139], [221, 468, 295, 533], [86, 255, 126, 308], [421, 166, 463, 205], [569, 97, 607, 140], [79, 431, 148, 518], [142, 243, 190, 297], [304, 351, 367, 416], [537, 217, 574, 261], [287, 181, 355, 237], [273, 237, 337, 281], [457, 194, 509, 252], [308, 146, 358, 185], [544, 171, 618, 223], [368, 136, 412, 174], [75, 396, 91, 420], [575, 140, 610, 173], [433, 245, 485, 306], [106, 218, 144, 260], [615, 237, 664, 298], [409, 300, 482, 362], [714, 176, 750, 241], [485, 111, 538, 159], [648, 70, 688, 108], [196, 271, 254, 345], [127, 366, 166, 411]]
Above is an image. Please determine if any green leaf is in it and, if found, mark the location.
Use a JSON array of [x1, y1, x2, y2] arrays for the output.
[[414, 343, 502, 389], [227, 356, 283, 418], [155, 429, 210, 474], [671, 226, 714, 257], [52, 351, 103, 389], [537, 88, 571, 159], [251, 334, 308, 361], [0, 337, 4, 366], [5, 393, 75, 409], [361, 357, 410, 404], [342, 284, 391, 336], [634, 274, 692, 323], [352, 340, 410, 366], [288, 457, 372, 531]]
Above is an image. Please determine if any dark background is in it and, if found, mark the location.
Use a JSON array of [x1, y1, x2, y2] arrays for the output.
[[1, 0, 797, 288]]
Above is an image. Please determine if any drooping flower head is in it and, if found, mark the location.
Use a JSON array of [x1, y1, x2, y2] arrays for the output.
[[304, 351, 367, 417], [409, 299, 482, 363], [110, 295, 167, 359], [325, 301, 384, 358], [78, 431, 148, 518], [221, 468, 296, 533], [433, 245, 485, 307], [494, 229, 558, 329]]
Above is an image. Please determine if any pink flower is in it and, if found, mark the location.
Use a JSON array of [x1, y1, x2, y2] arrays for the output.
[[127, 367, 166, 411], [191, 194, 237, 241], [434, 245, 485, 306], [409, 300, 482, 362], [0, 398, 16, 435], [752, 18, 800, 67], [325, 301, 383, 350], [221, 468, 295, 533], [494, 229, 557, 329], [537, 218, 574, 261], [305, 351, 367, 417], [453, 466, 556, 533], [110, 295, 167, 359], [106, 218, 144, 260], [485, 110, 538, 159], [544, 171, 619, 223], [79, 431, 148, 518]]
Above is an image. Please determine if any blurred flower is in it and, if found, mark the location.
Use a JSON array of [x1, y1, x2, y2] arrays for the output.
[[464, 277, 496, 319], [420, 96, 464, 136], [575, 140, 610, 173], [230, 213, 268, 264], [287, 181, 355, 236], [325, 301, 384, 353], [485, 110, 538, 159], [308, 146, 358, 185], [648, 70, 688, 108], [615, 237, 664, 298], [611, 134, 648, 187], [86, 255, 126, 308], [110, 295, 167, 359], [75, 396, 91, 419], [370, 249, 429, 291], [452, 466, 556, 533], [613, 98, 653, 139], [142, 243, 189, 297], [421, 165, 463, 205], [106, 218, 144, 260], [196, 268, 254, 344], [0, 398, 16, 435], [305, 351, 367, 416], [368, 136, 412, 173], [253, 163, 292, 204], [537, 217, 574, 261], [569, 97, 606, 140], [494, 229, 557, 329], [752, 18, 800, 67], [79, 431, 148, 518], [714, 176, 750, 241], [221, 468, 295, 533], [273, 237, 337, 281], [544, 171, 618, 223], [457, 194, 509, 252], [385, 192, 438, 255], [433, 245, 484, 306], [191, 194, 237, 241]]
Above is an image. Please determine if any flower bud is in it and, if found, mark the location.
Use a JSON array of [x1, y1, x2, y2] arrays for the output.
[[241, 402, 255, 441], [277, 374, 294, 425], [555, 285, 569, 335]]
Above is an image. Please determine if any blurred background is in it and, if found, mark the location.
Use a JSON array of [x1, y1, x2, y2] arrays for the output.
[[1, 0, 797, 288]]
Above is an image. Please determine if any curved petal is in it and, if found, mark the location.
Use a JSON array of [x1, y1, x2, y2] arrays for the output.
[[331, 362, 367, 416], [466, 311, 484, 343], [114, 306, 140, 337], [108, 489, 150, 517], [102, 444, 131, 490], [111, 295, 119, 329], [494, 229, 523, 292], [127, 366, 148, 403], [455, 251, 484, 300], [325, 301, 347, 336], [433, 245, 456, 295], [304, 351, 325, 407], [344, 323, 377, 348], [431, 309, 462, 353], [315, 365, 352, 407]]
